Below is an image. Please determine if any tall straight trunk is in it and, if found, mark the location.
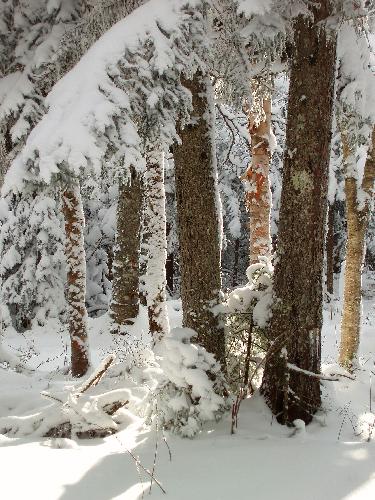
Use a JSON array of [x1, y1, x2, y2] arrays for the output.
[[174, 74, 225, 365], [326, 203, 335, 296], [144, 149, 169, 343], [231, 238, 240, 288], [261, 3, 337, 424], [62, 182, 89, 377], [165, 222, 174, 295], [339, 128, 375, 369], [110, 167, 142, 332], [244, 96, 272, 264]]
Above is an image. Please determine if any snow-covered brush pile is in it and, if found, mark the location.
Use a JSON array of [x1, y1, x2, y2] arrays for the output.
[[147, 328, 230, 438], [0, 354, 135, 438], [224, 257, 273, 392]]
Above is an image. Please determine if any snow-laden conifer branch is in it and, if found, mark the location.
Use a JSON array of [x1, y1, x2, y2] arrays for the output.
[[3, 0, 209, 191]]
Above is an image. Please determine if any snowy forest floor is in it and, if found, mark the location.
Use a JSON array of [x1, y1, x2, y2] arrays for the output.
[[1, 285, 375, 500]]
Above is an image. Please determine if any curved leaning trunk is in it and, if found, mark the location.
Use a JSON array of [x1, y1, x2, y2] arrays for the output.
[[143, 150, 169, 342], [173, 74, 225, 366], [339, 128, 375, 369], [110, 167, 142, 332], [62, 182, 89, 377], [244, 96, 272, 264]]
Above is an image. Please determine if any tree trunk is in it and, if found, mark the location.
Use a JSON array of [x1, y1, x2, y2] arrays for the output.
[[339, 128, 375, 369], [144, 149, 169, 343], [231, 238, 240, 288], [244, 95, 272, 264], [173, 74, 225, 365], [62, 183, 90, 377], [166, 223, 174, 296], [261, 4, 337, 424], [109, 167, 142, 332], [326, 203, 335, 296]]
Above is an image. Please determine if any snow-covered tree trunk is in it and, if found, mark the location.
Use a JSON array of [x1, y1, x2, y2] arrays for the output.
[[110, 167, 142, 332], [174, 74, 225, 366], [261, 2, 337, 424], [339, 128, 375, 370], [143, 149, 169, 342], [244, 95, 272, 264], [62, 182, 89, 377]]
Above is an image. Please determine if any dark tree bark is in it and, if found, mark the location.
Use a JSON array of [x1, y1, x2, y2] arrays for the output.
[[62, 183, 90, 377], [173, 74, 225, 366], [109, 167, 142, 331], [231, 238, 240, 289], [261, 3, 337, 424], [166, 223, 174, 294], [326, 203, 335, 296]]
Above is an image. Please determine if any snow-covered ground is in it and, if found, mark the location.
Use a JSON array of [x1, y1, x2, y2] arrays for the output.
[[0, 297, 375, 500]]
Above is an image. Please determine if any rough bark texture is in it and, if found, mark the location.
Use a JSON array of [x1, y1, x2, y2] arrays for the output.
[[261, 4, 337, 424], [326, 203, 335, 296], [110, 167, 142, 331], [339, 128, 375, 369], [62, 184, 90, 377], [144, 150, 169, 343], [174, 75, 225, 365], [244, 96, 272, 264]]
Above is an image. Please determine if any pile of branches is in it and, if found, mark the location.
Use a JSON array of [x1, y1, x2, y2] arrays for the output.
[[0, 354, 131, 439]]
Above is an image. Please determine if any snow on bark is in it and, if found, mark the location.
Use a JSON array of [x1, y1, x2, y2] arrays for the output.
[[339, 128, 375, 370], [143, 149, 170, 342], [243, 85, 272, 264], [62, 182, 89, 377]]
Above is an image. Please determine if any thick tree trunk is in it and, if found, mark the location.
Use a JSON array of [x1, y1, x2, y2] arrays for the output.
[[326, 203, 335, 296], [109, 167, 142, 332], [261, 4, 337, 424], [244, 96, 272, 264], [174, 75, 225, 365], [144, 149, 169, 342], [339, 128, 375, 369], [62, 183, 90, 377]]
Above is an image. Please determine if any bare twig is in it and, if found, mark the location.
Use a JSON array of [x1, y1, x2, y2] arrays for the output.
[[78, 354, 116, 394]]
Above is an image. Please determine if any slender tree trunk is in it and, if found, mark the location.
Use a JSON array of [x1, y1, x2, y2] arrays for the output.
[[261, 3, 337, 424], [244, 95, 272, 264], [144, 149, 169, 343], [166, 223, 174, 295], [62, 183, 90, 377], [109, 167, 142, 332], [339, 128, 375, 369], [174, 74, 225, 365], [326, 203, 335, 296], [231, 238, 240, 288]]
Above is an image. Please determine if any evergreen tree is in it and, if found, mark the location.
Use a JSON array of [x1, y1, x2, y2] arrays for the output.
[[261, 0, 337, 424], [62, 181, 89, 377], [109, 167, 143, 332], [174, 75, 225, 365]]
